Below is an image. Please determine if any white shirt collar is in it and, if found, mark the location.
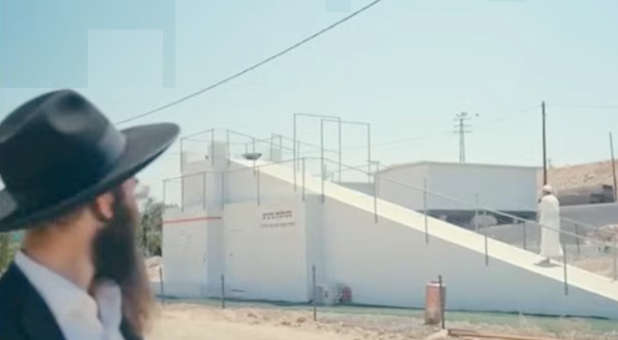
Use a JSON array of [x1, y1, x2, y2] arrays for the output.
[[15, 250, 125, 340]]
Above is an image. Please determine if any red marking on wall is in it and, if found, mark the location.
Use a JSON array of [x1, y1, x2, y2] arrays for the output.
[[163, 216, 223, 225]]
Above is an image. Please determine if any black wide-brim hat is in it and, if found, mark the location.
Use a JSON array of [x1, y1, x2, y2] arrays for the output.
[[0, 90, 179, 231]]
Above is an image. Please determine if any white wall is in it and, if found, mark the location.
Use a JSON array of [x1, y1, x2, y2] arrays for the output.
[[379, 162, 538, 212], [319, 196, 617, 316], [163, 158, 618, 318], [224, 164, 297, 205], [162, 208, 223, 298], [223, 200, 310, 302]]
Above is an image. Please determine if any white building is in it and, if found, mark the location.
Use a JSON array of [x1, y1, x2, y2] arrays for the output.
[[161, 138, 618, 319]]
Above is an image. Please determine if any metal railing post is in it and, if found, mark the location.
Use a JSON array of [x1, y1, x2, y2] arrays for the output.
[[302, 158, 306, 202], [574, 223, 581, 256], [563, 243, 569, 295], [293, 114, 297, 172], [423, 178, 429, 244], [203, 172, 207, 210], [180, 177, 185, 212], [269, 133, 274, 160], [221, 274, 226, 309], [257, 168, 261, 206], [367, 124, 372, 184], [211, 129, 215, 166], [484, 231, 489, 266], [180, 137, 185, 174], [614, 234, 617, 281], [221, 172, 225, 210], [159, 266, 165, 303], [614, 233, 618, 281], [320, 120, 325, 203], [312, 265, 317, 321], [162, 179, 167, 206], [439, 275, 445, 330], [474, 193, 479, 232], [522, 222, 527, 250], [226, 129, 230, 167], [338, 120, 342, 183], [374, 172, 378, 223]]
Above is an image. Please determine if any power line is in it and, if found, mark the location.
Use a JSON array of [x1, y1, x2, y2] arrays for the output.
[[552, 104, 618, 110], [115, 0, 385, 125]]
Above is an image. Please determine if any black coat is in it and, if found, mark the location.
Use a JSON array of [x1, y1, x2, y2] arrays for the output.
[[0, 263, 142, 340]]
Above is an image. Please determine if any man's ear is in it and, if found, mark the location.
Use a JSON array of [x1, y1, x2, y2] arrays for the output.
[[92, 191, 115, 222]]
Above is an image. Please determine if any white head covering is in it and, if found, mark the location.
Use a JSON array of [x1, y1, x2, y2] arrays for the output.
[[542, 184, 553, 194]]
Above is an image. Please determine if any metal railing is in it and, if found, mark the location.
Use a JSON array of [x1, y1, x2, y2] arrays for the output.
[[166, 130, 618, 287]]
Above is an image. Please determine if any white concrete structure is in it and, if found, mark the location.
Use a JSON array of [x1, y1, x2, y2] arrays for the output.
[[377, 161, 538, 214], [162, 142, 618, 319]]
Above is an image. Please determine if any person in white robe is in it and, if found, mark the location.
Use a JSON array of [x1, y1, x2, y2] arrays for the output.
[[538, 185, 563, 264]]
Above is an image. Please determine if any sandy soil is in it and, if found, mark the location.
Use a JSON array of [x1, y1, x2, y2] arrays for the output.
[[146, 302, 618, 340], [541, 160, 618, 192]]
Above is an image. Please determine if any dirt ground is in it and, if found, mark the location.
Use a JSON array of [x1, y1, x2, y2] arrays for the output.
[[146, 301, 618, 340]]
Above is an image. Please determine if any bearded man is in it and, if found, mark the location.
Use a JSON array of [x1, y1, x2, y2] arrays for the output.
[[0, 90, 179, 340]]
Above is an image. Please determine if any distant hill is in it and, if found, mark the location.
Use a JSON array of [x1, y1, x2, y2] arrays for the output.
[[540, 160, 618, 193]]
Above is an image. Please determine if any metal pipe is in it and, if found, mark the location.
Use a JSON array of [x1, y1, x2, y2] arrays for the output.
[[338, 120, 342, 183], [252, 137, 256, 153], [180, 138, 185, 174], [439, 275, 445, 330], [221, 274, 226, 309], [162, 179, 167, 207], [424, 178, 429, 244], [302, 158, 306, 201], [522, 222, 527, 250], [226, 129, 230, 167], [179, 138, 185, 212], [159, 266, 165, 303], [221, 172, 225, 210], [293, 114, 297, 178], [320, 120, 325, 203], [270, 133, 274, 160], [374, 172, 378, 223], [484, 229, 489, 266], [180, 177, 184, 212], [312, 265, 317, 321], [614, 233, 618, 281], [474, 193, 479, 232], [575, 223, 580, 256], [367, 124, 372, 184], [614, 234, 617, 281], [257, 168, 261, 206], [203, 172, 207, 210], [211, 129, 215, 166], [563, 244, 568, 295]]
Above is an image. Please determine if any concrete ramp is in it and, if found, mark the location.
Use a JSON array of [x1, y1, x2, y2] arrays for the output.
[[233, 159, 618, 319]]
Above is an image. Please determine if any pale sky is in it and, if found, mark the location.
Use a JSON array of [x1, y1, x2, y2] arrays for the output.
[[1, 0, 618, 200]]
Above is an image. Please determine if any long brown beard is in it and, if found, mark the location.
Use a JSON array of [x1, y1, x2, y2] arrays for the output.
[[92, 189, 153, 335]]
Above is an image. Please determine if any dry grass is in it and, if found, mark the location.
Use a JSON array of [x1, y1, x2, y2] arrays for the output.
[[146, 301, 618, 340]]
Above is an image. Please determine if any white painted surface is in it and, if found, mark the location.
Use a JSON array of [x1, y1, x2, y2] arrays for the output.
[[163, 157, 618, 318], [248, 159, 618, 318], [378, 162, 538, 212], [223, 200, 310, 302], [162, 208, 223, 297]]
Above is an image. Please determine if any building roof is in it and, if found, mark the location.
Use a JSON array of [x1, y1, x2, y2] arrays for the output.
[[379, 161, 541, 174]]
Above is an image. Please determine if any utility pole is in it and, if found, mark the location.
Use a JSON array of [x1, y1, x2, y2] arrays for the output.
[[453, 112, 473, 163], [610, 132, 617, 202], [542, 101, 547, 185]]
